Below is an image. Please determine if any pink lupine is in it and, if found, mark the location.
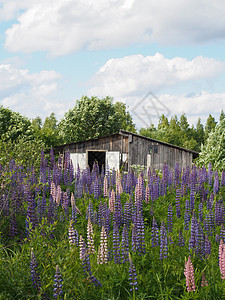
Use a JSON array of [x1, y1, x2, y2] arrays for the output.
[[109, 189, 115, 213], [201, 272, 208, 287], [56, 185, 62, 206], [219, 239, 225, 279], [103, 175, 108, 198], [79, 235, 86, 261], [97, 226, 108, 264], [50, 181, 56, 200], [87, 218, 95, 254], [145, 184, 150, 204], [116, 171, 123, 195], [184, 256, 196, 292]]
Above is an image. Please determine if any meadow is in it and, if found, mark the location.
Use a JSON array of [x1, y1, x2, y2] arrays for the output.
[[1, 148, 225, 299]]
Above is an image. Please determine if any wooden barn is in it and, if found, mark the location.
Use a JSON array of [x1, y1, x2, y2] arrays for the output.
[[54, 129, 199, 172]]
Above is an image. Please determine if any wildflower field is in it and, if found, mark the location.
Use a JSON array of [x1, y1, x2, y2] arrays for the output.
[[1, 149, 225, 299]]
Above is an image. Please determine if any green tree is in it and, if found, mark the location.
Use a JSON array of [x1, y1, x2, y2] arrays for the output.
[[220, 110, 225, 122], [194, 118, 204, 151], [204, 114, 217, 140], [197, 118, 225, 171], [0, 106, 35, 142], [58, 96, 135, 143], [139, 124, 157, 139], [114, 102, 136, 133], [41, 113, 61, 148]]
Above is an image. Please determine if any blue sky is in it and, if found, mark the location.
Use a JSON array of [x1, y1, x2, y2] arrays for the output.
[[1, 0, 225, 130]]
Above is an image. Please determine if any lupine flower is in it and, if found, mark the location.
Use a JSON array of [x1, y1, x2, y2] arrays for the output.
[[145, 184, 150, 204], [178, 230, 185, 247], [167, 204, 173, 233], [103, 175, 108, 198], [128, 254, 138, 291], [53, 265, 63, 299], [219, 239, 225, 279], [189, 215, 198, 252], [160, 221, 168, 259], [201, 272, 208, 287], [87, 218, 95, 254], [175, 189, 181, 218], [79, 235, 86, 261], [198, 202, 203, 222], [113, 223, 121, 263], [184, 255, 196, 292], [97, 226, 108, 264], [121, 224, 129, 263], [68, 220, 79, 247], [109, 189, 116, 213], [204, 235, 211, 257], [184, 200, 190, 230], [151, 217, 159, 247], [30, 248, 41, 293]]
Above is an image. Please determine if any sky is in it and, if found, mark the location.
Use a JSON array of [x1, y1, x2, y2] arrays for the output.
[[1, 0, 225, 130]]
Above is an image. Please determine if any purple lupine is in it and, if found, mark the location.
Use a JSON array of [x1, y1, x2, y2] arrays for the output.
[[113, 223, 121, 263], [204, 235, 211, 257], [123, 200, 132, 229], [9, 213, 18, 238], [178, 230, 185, 247], [190, 188, 195, 212], [151, 217, 159, 247], [208, 162, 213, 186], [196, 221, 204, 257], [213, 171, 220, 194], [136, 210, 146, 254], [103, 203, 111, 235], [131, 223, 138, 252], [26, 188, 38, 231], [184, 200, 191, 230], [121, 224, 129, 263], [113, 193, 123, 228], [215, 202, 224, 226], [175, 189, 181, 218], [207, 193, 214, 211], [221, 170, 225, 187], [189, 215, 198, 252], [30, 249, 41, 293], [167, 204, 173, 233], [129, 254, 138, 292], [53, 265, 63, 299], [198, 202, 203, 222], [220, 224, 225, 243], [97, 201, 103, 228], [160, 221, 168, 259]]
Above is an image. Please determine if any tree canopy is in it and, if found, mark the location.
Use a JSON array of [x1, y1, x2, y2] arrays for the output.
[[58, 96, 136, 143], [139, 113, 201, 152], [197, 118, 225, 171]]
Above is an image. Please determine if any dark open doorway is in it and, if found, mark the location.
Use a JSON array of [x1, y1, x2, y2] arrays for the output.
[[88, 151, 106, 173]]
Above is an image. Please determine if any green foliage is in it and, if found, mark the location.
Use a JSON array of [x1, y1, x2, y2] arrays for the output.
[[0, 137, 45, 169], [0, 106, 35, 142], [58, 96, 136, 143], [197, 118, 225, 171], [139, 114, 206, 152]]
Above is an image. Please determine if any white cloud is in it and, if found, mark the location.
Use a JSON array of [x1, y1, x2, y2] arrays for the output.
[[0, 64, 65, 120], [123, 91, 225, 129], [3, 0, 225, 56], [87, 53, 225, 97]]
